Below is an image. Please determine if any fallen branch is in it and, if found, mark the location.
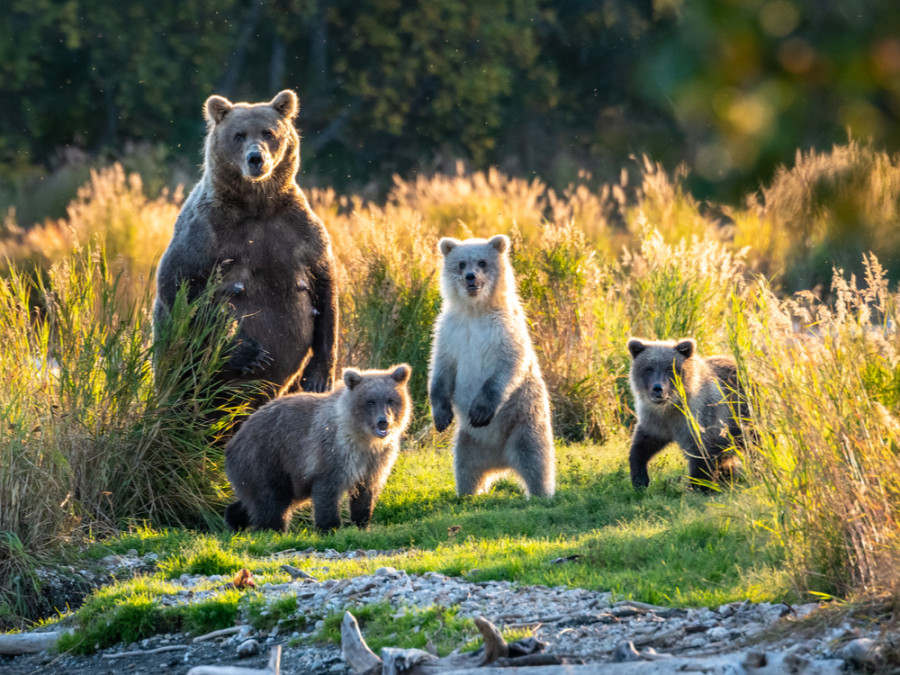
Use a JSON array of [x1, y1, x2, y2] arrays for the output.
[[193, 626, 242, 643], [0, 630, 71, 655], [101, 645, 189, 659], [341, 612, 381, 674], [341, 611, 568, 674], [187, 645, 281, 675]]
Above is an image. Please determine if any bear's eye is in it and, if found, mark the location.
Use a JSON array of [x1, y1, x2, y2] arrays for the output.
[[387, 398, 395, 406], [367, 400, 375, 408], [262, 129, 275, 140], [645, 367, 653, 375], [478, 260, 487, 268], [234, 132, 246, 142], [458, 261, 466, 271]]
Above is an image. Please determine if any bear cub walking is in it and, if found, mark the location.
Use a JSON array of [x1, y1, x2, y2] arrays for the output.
[[627, 338, 747, 490], [430, 235, 555, 497], [225, 365, 411, 532]]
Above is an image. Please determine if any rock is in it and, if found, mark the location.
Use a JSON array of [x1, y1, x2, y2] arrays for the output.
[[374, 566, 398, 577], [707, 626, 729, 641], [837, 637, 881, 667], [611, 641, 642, 662], [236, 639, 259, 658]]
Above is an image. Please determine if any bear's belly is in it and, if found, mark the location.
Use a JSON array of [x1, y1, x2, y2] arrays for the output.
[[443, 314, 512, 419], [217, 230, 319, 387]]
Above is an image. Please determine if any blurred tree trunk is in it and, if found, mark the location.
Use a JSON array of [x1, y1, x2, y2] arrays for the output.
[[218, 0, 265, 98]]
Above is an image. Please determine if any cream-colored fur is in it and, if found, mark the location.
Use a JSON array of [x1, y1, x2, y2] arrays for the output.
[[429, 235, 555, 497]]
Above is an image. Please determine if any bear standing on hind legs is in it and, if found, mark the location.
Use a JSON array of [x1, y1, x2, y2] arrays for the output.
[[154, 90, 337, 406], [627, 338, 748, 490], [429, 235, 555, 498]]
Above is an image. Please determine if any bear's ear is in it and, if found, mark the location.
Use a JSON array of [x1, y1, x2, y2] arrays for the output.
[[270, 90, 299, 120], [205, 95, 233, 125], [390, 364, 411, 385], [675, 339, 695, 358], [489, 234, 509, 253], [439, 238, 459, 256], [627, 339, 646, 359], [343, 369, 363, 390]]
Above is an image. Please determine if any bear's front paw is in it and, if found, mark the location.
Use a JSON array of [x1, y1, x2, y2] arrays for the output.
[[432, 406, 454, 432], [229, 338, 272, 376], [468, 400, 495, 428], [631, 470, 650, 490], [300, 371, 331, 393]]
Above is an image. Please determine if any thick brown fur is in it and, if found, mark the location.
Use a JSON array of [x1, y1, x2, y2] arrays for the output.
[[627, 338, 747, 490], [154, 90, 338, 406], [429, 235, 555, 498], [224, 365, 412, 532]]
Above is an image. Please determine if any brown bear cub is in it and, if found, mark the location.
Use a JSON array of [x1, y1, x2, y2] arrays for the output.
[[154, 90, 337, 406], [429, 235, 555, 498], [224, 365, 412, 532], [627, 338, 747, 490]]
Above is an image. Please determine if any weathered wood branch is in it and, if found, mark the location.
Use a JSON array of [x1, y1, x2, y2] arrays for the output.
[[342, 611, 573, 675], [101, 644, 188, 659], [187, 644, 281, 675], [0, 630, 71, 655], [193, 626, 242, 643]]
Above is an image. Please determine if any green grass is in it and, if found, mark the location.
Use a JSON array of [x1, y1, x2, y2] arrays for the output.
[[4, 148, 899, 640], [44, 438, 790, 654], [316, 601, 531, 656]]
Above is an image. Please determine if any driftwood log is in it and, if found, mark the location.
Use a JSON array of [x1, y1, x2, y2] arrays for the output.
[[341, 612, 579, 675], [186, 644, 281, 675], [0, 630, 71, 655], [340, 611, 849, 674]]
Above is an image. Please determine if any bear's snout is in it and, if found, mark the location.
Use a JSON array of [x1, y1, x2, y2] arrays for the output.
[[247, 151, 263, 170], [375, 417, 389, 437], [241, 143, 273, 179], [649, 382, 669, 403], [245, 149, 267, 178]]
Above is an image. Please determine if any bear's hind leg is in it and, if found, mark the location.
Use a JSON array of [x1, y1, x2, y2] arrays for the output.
[[225, 501, 250, 530], [248, 473, 296, 532], [454, 429, 497, 496], [506, 422, 555, 498]]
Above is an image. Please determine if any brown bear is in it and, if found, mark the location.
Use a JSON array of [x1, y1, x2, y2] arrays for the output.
[[627, 338, 747, 490], [154, 90, 337, 406], [224, 364, 412, 532], [429, 235, 555, 498]]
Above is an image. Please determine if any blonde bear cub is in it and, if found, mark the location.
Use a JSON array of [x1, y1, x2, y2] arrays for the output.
[[429, 234, 555, 497]]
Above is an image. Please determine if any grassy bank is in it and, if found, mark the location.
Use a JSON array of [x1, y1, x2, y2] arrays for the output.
[[2, 144, 900, 633]]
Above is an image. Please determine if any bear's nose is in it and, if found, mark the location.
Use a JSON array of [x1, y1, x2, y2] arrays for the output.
[[376, 418, 388, 431], [651, 383, 664, 395], [247, 151, 263, 168], [465, 272, 476, 282]]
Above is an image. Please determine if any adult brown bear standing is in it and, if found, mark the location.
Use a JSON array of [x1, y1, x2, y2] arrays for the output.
[[154, 90, 337, 405]]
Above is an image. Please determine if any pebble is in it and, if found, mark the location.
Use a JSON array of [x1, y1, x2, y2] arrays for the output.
[[236, 639, 259, 658]]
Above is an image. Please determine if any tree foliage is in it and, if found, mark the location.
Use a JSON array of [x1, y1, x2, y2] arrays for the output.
[[2, 0, 899, 199]]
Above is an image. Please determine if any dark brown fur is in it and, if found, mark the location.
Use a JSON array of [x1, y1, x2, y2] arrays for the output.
[[154, 90, 337, 407], [627, 338, 747, 490], [224, 365, 411, 532]]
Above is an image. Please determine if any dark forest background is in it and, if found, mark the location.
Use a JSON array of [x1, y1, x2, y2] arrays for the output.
[[3, 0, 900, 211]]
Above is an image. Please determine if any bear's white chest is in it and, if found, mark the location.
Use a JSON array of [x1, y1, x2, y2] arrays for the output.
[[440, 311, 512, 414]]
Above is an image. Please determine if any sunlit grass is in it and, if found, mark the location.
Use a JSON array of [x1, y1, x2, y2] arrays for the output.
[[3, 144, 900, 635]]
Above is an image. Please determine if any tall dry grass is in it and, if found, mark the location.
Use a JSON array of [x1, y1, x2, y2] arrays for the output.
[[0, 246, 251, 626], [0, 164, 181, 303], [2, 142, 900, 625], [729, 257, 900, 597]]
